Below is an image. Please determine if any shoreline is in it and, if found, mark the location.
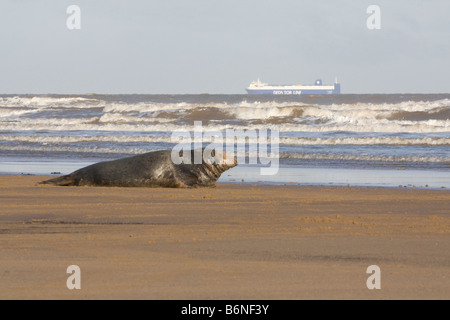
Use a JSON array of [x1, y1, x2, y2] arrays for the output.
[[1, 175, 449, 299], [2, 173, 448, 192]]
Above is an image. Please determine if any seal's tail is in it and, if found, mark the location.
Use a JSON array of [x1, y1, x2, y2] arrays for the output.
[[39, 175, 76, 186]]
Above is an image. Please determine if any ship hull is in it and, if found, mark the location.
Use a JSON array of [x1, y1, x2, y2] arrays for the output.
[[246, 88, 340, 95]]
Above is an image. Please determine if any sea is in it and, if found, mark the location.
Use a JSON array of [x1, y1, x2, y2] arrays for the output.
[[0, 94, 449, 189]]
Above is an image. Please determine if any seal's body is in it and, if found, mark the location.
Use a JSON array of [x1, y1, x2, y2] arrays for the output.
[[40, 149, 237, 188]]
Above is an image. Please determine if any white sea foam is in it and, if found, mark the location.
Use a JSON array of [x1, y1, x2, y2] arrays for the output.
[[280, 136, 450, 146], [0, 144, 152, 155], [102, 102, 191, 113], [0, 135, 173, 144], [0, 96, 102, 108], [0, 135, 448, 146], [280, 152, 450, 163], [0, 143, 448, 163], [97, 113, 176, 124], [0, 120, 448, 133], [0, 107, 44, 117]]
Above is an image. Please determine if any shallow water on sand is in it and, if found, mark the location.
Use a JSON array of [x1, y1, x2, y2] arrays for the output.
[[0, 161, 448, 190]]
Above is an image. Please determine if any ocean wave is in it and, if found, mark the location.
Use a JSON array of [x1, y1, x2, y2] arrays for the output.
[[105, 100, 449, 122], [2, 95, 448, 111], [0, 135, 448, 146], [0, 107, 45, 117], [0, 144, 154, 155], [0, 96, 103, 109], [102, 102, 191, 113], [280, 136, 450, 146], [279, 152, 450, 163], [0, 122, 450, 133], [2, 118, 448, 133], [1, 97, 449, 133], [0, 144, 448, 164], [387, 108, 450, 121], [97, 113, 176, 124]]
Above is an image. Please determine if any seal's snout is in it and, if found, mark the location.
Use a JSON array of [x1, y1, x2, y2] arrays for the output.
[[214, 151, 238, 168], [225, 154, 238, 168], [201, 149, 237, 167]]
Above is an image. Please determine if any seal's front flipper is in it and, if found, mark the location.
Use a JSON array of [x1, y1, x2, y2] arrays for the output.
[[39, 175, 76, 186]]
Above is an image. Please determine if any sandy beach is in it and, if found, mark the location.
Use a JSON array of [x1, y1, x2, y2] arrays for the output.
[[0, 175, 449, 300]]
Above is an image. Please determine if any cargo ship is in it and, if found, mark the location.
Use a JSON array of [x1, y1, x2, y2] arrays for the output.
[[246, 78, 341, 95]]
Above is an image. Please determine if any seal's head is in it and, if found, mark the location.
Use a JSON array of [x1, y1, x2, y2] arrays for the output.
[[202, 149, 238, 171], [177, 148, 238, 187]]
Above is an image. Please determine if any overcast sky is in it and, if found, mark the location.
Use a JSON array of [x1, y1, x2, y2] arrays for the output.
[[0, 0, 449, 94]]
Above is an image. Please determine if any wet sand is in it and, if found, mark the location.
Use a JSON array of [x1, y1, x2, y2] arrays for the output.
[[0, 175, 449, 300]]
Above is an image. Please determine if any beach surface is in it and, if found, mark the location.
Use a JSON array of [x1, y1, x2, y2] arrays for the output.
[[0, 175, 449, 300]]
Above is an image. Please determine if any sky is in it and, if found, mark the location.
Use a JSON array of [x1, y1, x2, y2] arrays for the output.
[[0, 0, 449, 94]]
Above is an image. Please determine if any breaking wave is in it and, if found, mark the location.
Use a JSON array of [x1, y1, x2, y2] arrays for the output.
[[0, 95, 449, 133], [280, 152, 450, 163], [1, 144, 448, 164], [0, 135, 448, 146]]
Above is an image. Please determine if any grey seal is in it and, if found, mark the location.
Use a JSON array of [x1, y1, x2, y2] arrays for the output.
[[40, 149, 237, 188]]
